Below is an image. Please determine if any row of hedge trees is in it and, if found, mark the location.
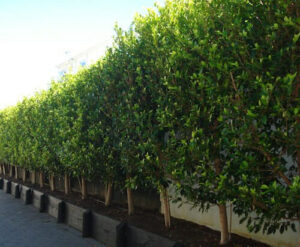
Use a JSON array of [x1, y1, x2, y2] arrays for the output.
[[0, 0, 299, 245]]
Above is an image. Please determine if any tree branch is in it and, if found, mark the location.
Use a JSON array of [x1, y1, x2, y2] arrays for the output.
[[249, 145, 292, 186]]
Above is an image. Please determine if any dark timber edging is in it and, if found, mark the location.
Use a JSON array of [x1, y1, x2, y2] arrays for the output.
[[82, 210, 92, 238], [0, 176, 184, 247], [116, 222, 127, 247], [46, 195, 65, 223], [126, 224, 183, 247], [3, 179, 11, 194], [32, 189, 46, 212], [20, 185, 32, 204], [92, 212, 123, 247], [11, 182, 20, 198], [64, 202, 91, 237]]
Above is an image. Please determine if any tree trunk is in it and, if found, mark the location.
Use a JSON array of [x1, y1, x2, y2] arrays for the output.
[[161, 187, 171, 228], [214, 159, 230, 244], [9, 165, 13, 177], [39, 171, 44, 188], [31, 171, 36, 184], [49, 174, 55, 191], [127, 187, 134, 215], [229, 203, 233, 240], [218, 204, 230, 245], [22, 168, 26, 182], [3, 164, 6, 175], [81, 177, 87, 200], [64, 173, 70, 195], [105, 182, 113, 206], [15, 166, 18, 179]]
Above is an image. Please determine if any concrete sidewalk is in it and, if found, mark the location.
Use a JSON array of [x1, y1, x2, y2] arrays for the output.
[[0, 190, 103, 247]]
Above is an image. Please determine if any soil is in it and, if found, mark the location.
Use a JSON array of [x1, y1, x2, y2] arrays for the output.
[[3, 175, 270, 247]]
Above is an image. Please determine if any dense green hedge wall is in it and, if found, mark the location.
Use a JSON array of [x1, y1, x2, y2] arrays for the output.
[[0, 0, 299, 242]]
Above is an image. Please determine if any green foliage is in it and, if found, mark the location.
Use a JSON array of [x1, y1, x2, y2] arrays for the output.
[[0, 0, 298, 236]]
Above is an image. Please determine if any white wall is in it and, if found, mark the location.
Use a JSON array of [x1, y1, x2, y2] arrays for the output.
[[161, 187, 299, 247]]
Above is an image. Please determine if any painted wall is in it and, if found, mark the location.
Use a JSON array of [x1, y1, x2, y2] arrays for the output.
[[162, 187, 299, 247]]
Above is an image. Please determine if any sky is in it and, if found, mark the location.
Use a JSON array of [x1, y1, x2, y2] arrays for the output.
[[0, 0, 158, 109]]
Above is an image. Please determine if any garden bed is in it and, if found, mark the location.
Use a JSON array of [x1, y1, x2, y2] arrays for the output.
[[2, 175, 270, 247]]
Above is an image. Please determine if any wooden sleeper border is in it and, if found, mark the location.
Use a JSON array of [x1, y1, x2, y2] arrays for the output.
[[11, 182, 20, 198], [126, 224, 178, 247], [46, 195, 65, 223], [0, 177, 184, 247], [3, 179, 11, 194], [64, 202, 90, 235], [32, 189, 46, 212], [92, 212, 124, 247], [20, 185, 32, 205]]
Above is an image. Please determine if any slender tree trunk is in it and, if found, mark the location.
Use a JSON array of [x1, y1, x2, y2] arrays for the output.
[[49, 174, 55, 191], [22, 168, 26, 182], [64, 173, 70, 195], [39, 171, 44, 188], [229, 203, 233, 240], [157, 150, 171, 228], [31, 171, 36, 184], [81, 177, 87, 200], [9, 165, 13, 177], [161, 187, 171, 228], [15, 166, 18, 179], [105, 182, 113, 206], [3, 164, 6, 175], [218, 204, 230, 245], [214, 159, 230, 244], [0, 164, 2, 175], [127, 187, 134, 215]]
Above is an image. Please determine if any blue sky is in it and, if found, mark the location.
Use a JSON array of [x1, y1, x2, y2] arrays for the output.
[[0, 0, 158, 109]]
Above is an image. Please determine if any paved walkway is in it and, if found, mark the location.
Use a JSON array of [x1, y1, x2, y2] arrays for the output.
[[0, 190, 103, 247]]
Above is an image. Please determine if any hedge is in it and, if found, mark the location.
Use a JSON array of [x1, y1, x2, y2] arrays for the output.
[[0, 0, 299, 244]]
